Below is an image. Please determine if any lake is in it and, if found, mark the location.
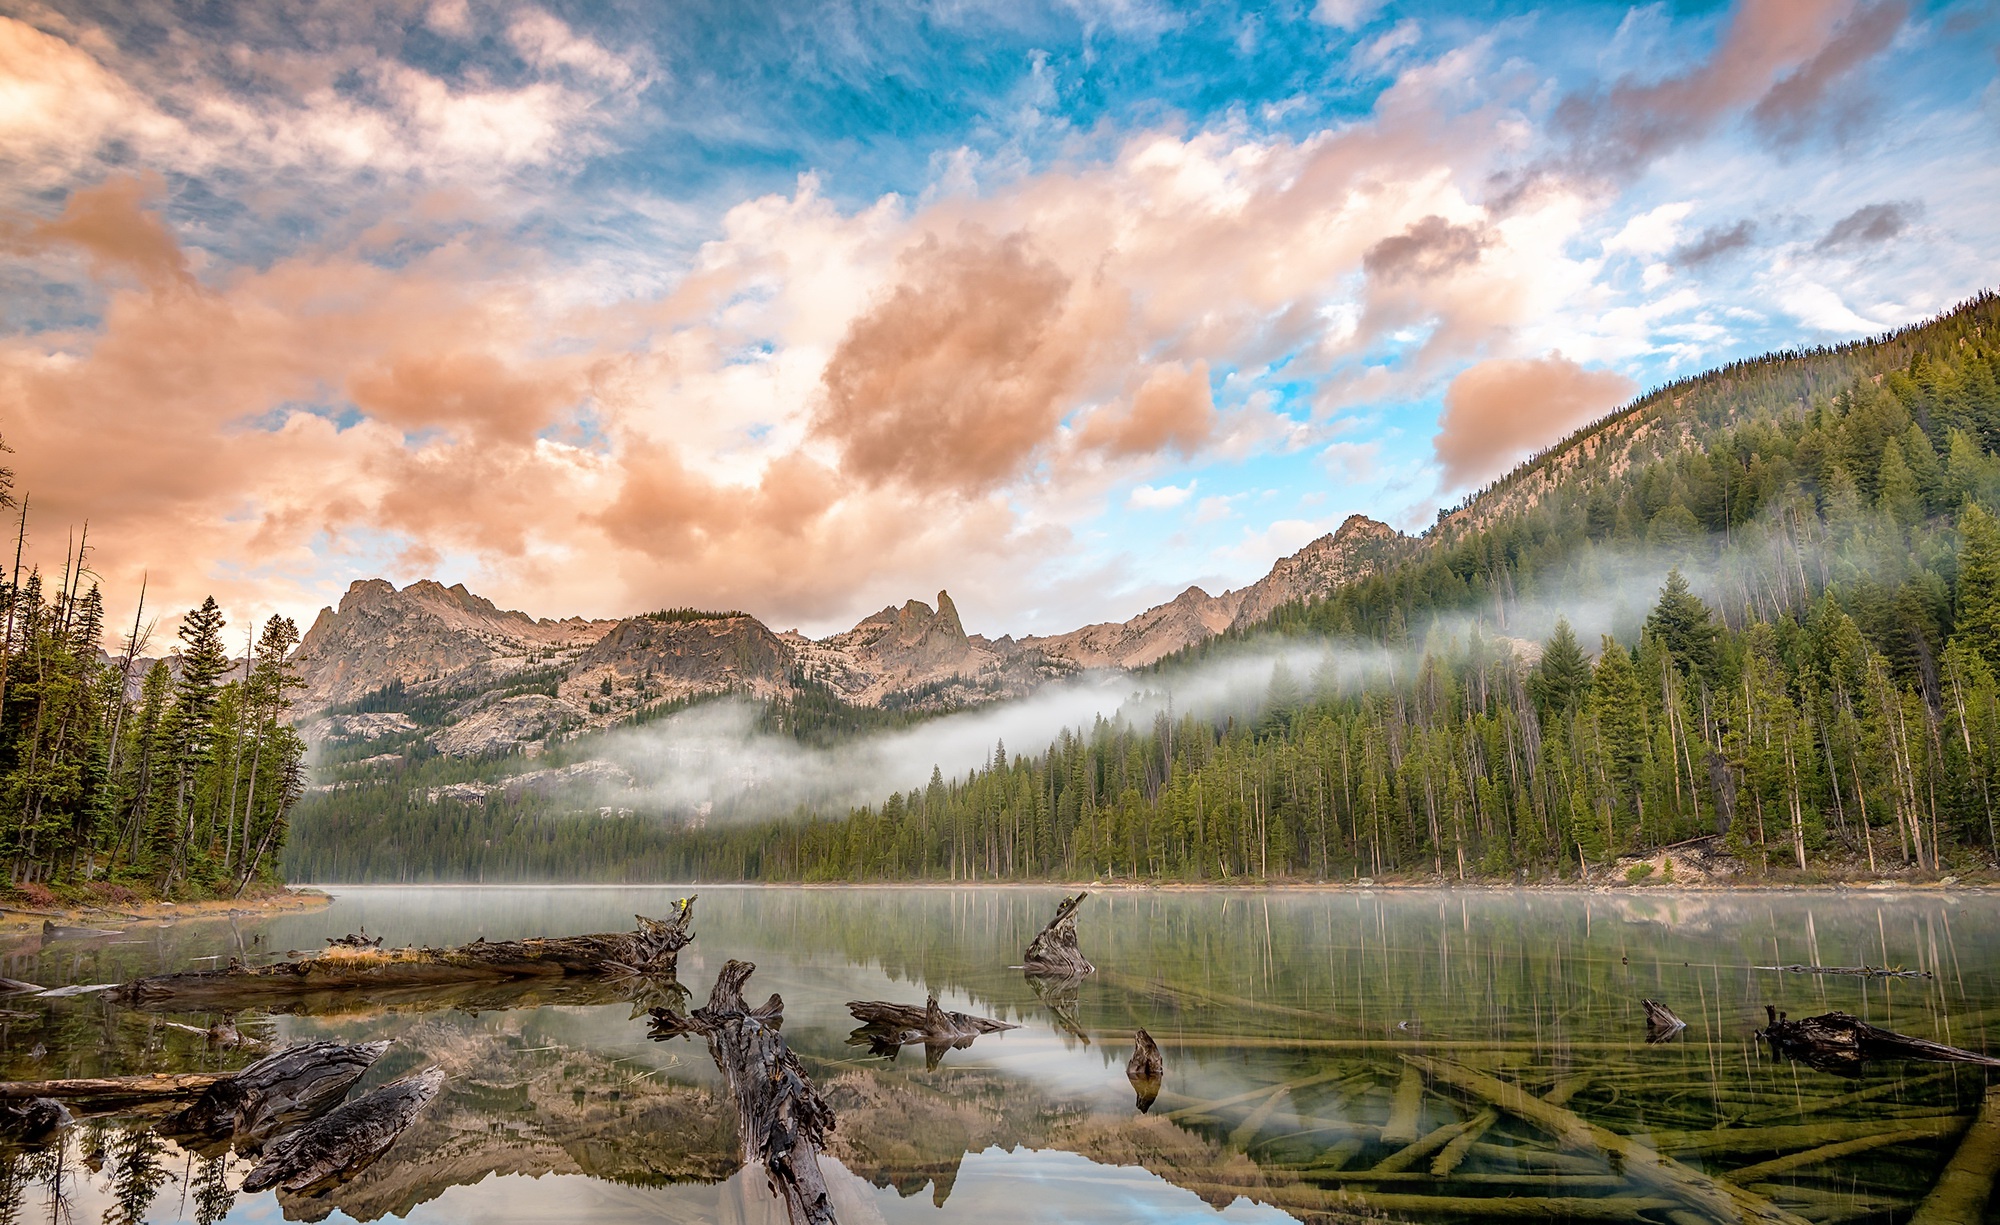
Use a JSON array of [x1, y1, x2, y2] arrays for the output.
[[1, 886, 1995, 1224]]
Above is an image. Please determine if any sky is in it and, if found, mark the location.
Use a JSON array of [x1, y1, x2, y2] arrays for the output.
[[1, 0, 1997, 642]]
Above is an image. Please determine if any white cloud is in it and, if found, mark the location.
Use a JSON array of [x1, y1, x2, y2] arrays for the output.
[[1128, 481, 1195, 509]]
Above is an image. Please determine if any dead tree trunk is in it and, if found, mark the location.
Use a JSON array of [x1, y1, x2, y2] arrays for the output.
[[161, 1040, 390, 1149], [648, 960, 837, 1225], [114, 899, 698, 1008], [1127, 1029, 1163, 1113], [241, 1065, 444, 1196], [1642, 999, 1687, 1043], [1023, 892, 1093, 976], [0, 1097, 68, 1141], [1759, 1006, 2000, 1074]]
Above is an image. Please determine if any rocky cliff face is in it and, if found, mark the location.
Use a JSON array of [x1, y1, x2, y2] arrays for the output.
[[292, 579, 612, 711], [1024, 514, 1406, 668], [294, 516, 1406, 756]]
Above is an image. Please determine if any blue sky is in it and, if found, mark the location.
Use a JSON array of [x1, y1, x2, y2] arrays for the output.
[[3, 0, 1998, 638]]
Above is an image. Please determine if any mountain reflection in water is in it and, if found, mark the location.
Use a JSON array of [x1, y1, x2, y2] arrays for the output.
[[0, 885, 1994, 1224]]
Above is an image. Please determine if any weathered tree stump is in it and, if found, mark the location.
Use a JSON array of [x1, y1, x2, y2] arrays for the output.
[[1759, 1006, 2000, 1075], [1127, 1029, 1163, 1113], [1642, 999, 1687, 1043], [113, 898, 697, 1008], [241, 1065, 445, 1195], [647, 960, 837, 1225], [162, 1040, 390, 1149], [1023, 892, 1093, 976]]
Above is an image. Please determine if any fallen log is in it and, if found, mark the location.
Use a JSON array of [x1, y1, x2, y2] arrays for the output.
[[241, 1065, 444, 1196], [1644, 999, 1688, 1042], [42, 919, 121, 939], [844, 995, 1016, 1044], [647, 960, 836, 1225], [1755, 963, 1930, 979], [112, 898, 697, 1008], [161, 1040, 390, 1149], [0, 1072, 232, 1101], [1023, 892, 1093, 976], [1912, 1084, 2000, 1225], [1127, 1029, 1163, 1113], [1758, 1006, 2000, 1074], [324, 930, 382, 949], [1404, 1055, 1812, 1225]]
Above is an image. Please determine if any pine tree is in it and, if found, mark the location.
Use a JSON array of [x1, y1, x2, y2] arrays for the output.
[[1644, 568, 1718, 678], [1531, 619, 1590, 714], [1956, 502, 2000, 671]]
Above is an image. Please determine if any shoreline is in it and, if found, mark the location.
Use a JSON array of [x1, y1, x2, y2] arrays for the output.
[[293, 878, 1998, 896], [0, 886, 331, 937]]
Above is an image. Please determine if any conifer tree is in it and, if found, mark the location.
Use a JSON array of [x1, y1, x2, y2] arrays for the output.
[[1531, 619, 1590, 715], [1957, 502, 2000, 671]]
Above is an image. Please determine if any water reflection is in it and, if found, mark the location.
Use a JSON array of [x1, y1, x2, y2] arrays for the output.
[[0, 886, 1993, 1222]]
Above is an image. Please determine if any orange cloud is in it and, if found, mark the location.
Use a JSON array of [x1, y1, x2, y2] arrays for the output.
[[1433, 354, 1636, 489], [9, 173, 190, 288], [811, 227, 1127, 495], [1076, 362, 1216, 458]]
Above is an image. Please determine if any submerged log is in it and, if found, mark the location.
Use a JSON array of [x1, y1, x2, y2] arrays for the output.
[[648, 960, 837, 1225], [112, 898, 698, 1008], [1404, 1055, 1811, 1225], [161, 1040, 390, 1148], [1644, 999, 1688, 1042], [1127, 1029, 1163, 1113], [1758, 1006, 2000, 1074], [1023, 892, 1093, 977], [241, 1065, 444, 1195], [41, 919, 121, 939], [1755, 963, 1931, 980], [1912, 1084, 2000, 1225]]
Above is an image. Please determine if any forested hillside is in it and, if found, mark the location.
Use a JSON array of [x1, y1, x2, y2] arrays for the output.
[[0, 484, 308, 898], [290, 292, 2000, 884]]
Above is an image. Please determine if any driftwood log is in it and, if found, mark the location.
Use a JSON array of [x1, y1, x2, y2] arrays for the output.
[[1127, 1028, 1163, 1113], [241, 1065, 445, 1195], [162, 1040, 390, 1149], [113, 898, 697, 1008], [1643, 999, 1687, 1042], [1759, 1006, 2000, 1074], [648, 960, 837, 1225], [1023, 892, 1093, 976], [0, 1072, 232, 1101]]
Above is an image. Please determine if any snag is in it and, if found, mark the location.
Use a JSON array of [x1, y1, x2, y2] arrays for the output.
[[1643, 999, 1688, 1042], [1127, 1029, 1163, 1113], [1758, 1006, 2000, 1074], [161, 1040, 390, 1149], [846, 996, 1016, 1068], [1023, 892, 1093, 977], [648, 960, 837, 1225], [241, 1065, 444, 1196]]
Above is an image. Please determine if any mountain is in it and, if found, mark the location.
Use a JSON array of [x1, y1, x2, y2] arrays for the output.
[[289, 515, 1407, 756]]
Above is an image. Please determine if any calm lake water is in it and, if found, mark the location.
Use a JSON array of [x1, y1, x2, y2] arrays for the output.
[[1, 886, 1996, 1224]]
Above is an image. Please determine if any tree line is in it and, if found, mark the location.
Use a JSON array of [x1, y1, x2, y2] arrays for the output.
[[286, 292, 2000, 884], [0, 455, 307, 897]]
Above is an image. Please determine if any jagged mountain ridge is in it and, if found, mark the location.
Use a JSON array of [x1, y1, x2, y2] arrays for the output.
[[292, 513, 1407, 756]]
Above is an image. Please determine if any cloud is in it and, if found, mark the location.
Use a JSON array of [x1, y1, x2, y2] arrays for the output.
[[1433, 354, 1636, 489], [1313, 0, 1382, 31], [810, 227, 1122, 495], [1670, 220, 1757, 268], [1750, 1, 1906, 147], [1127, 481, 1194, 510], [1550, 0, 1893, 179], [1075, 361, 1216, 458], [1816, 200, 1918, 251], [4, 173, 190, 288], [1362, 215, 1492, 283]]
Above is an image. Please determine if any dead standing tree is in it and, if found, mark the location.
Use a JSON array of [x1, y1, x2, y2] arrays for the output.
[[648, 960, 837, 1225]]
